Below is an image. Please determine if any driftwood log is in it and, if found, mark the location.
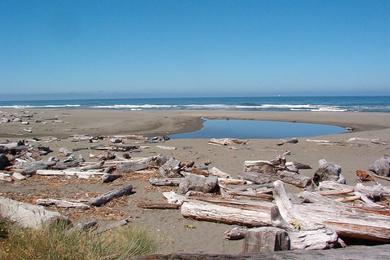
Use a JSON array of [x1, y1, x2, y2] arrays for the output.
[[36, 199, 90, 209], [241, 227, 290, 253], [89, 184, 133, 207]]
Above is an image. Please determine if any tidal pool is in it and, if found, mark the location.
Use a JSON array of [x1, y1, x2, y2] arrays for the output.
[[170, 119, 345, 139]]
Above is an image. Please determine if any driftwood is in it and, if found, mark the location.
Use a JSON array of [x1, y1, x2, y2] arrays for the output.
[[208, 167, 231, 178], [95, 218, 130, 234], [178, 174, 218, 194], [159, 158, 182, 177], [36, 199, 90, 209], [208, 138, 247, 146], [283, 181, 390, 242], [101, 173, 121, 183], [162, 191, 185, 205], [0, 196, 68, 229], [0, 172, 12, 182], [181, 197, 273, 227], [240, 171, 311, 188], [12, 171, 27, 180], [137, 202, 180, 209], [149, 177, 182, 186], [89, 184, 133, 207], [369, 156, 390, 176], [36, 169, 105, 179], [224, 227, 247, 240], [277, 138, 298, 146], [313, 159, 346, 185], [272, 181, 341, 249], [241, 227, 290, 253]]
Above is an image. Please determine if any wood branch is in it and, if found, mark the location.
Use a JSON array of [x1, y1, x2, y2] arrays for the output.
[[354, 183, 390, 199], [149, 177, 182, 186], [36, 199, 90, 209], [80, 161, 104, 171], [0, 196, 68, 229], [209, 138, 247, 146], [335, 195, 361, 203], [217, 178, 251, 185], [88, 184, 133, 207], [137, 202, 180, 209]]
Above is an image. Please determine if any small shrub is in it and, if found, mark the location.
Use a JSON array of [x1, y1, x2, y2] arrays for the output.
[[0, 222, 156, 260]]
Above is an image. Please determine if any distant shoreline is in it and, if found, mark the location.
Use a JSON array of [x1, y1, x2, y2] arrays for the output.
[[1, 108, 390, 138]]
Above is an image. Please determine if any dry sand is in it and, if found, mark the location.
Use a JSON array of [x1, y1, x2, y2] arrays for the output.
[[1, 108, 390, 254]]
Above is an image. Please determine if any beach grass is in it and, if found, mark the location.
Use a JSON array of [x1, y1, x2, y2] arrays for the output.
[[0, 220, 156, 260]]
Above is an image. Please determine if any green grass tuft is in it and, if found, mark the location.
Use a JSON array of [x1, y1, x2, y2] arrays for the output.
[[0, 222, 156, 260]]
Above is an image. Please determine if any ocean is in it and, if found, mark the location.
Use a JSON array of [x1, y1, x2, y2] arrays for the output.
[[0, 96, 389, 112]]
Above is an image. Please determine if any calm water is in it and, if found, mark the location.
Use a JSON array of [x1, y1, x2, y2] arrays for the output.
[[0, 96, 389, 112], [170, 119, 346, 139]]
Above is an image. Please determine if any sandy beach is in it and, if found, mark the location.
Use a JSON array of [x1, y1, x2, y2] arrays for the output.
[[1, 109, 390, 254]]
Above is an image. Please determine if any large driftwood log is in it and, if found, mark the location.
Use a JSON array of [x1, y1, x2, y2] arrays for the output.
[[36, 199, 90, 209], [283, 182, 390, 242], [89, 184, 133, 207], [0, 196, 68, 229], [36, 169, 105, 179], [241, 227, 290, 253], [208, 167, 231, 178], [162, 191, 186, 205], [181, 197, 273, 227]]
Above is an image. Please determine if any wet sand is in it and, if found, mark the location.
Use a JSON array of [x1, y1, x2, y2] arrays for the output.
[[0, 108, 390, 254]]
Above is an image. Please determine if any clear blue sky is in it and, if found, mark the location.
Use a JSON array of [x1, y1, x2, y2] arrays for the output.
[[0, 0, 389, 98]]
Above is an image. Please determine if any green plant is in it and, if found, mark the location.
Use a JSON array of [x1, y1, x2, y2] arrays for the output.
[[0, 222, 156, 260]]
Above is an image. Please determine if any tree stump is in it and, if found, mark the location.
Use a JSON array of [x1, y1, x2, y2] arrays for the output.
[[241, 227, 290, 253]]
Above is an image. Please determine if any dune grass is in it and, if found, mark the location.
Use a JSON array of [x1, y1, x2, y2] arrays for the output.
[[0, 221, 156, 260]]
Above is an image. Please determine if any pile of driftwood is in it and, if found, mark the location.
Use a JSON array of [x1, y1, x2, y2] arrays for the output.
[[147, 153, 390, 253]]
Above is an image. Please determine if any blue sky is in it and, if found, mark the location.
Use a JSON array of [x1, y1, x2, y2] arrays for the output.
[[0, 0, 389, 98]]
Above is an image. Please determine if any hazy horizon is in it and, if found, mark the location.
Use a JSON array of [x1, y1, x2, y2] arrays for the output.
[[0, 0, 389, 97]]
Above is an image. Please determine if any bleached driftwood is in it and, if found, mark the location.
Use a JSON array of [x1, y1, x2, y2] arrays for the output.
[[89, 184, 133, 207], [208, 138, 247, 146], [241, 227, 290, 253], [0, 196, 67, 229], [162, 191, 186, 205], [36, 169, 105, 179], [181, 197, 273, 227], [240, 171, 311, 188], [208, 167, 232, 178], [178, 174, 218, 194], [36, 199, 90, 209], [149, 177, 182, 186]]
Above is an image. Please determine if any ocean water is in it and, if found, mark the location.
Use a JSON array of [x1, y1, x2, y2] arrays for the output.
[[170, 119, 346, 139], [0, 96, 389, 112]]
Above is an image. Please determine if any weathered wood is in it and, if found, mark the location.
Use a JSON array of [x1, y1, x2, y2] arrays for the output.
[[354, 183, 390, 199], [369, 156, 390, 176], [159, 158, 182, 177], [208, 167, 231, 178], [224, 227, 247, 240], [101, 173, 121, 183], [162, 191, 186, 205], [149, 177, 182, 186], [36, 199, 90, 209], [137, 202, 180, 209], [80, 161, 104, 171], [240, 171, 311, 188], [293, 190, 390, 242], [241, 227, 290, 253], [0, 172, 12, 182], [178, 174, 218, 194], [313, 159, 346, 185], [0, 196, 68, 229], [95, 218, 130, 234], [209, 138, 247, 146], [36, 169, 105, 178], [181, 199, 272, 227], [89, 184, 133, 207]]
